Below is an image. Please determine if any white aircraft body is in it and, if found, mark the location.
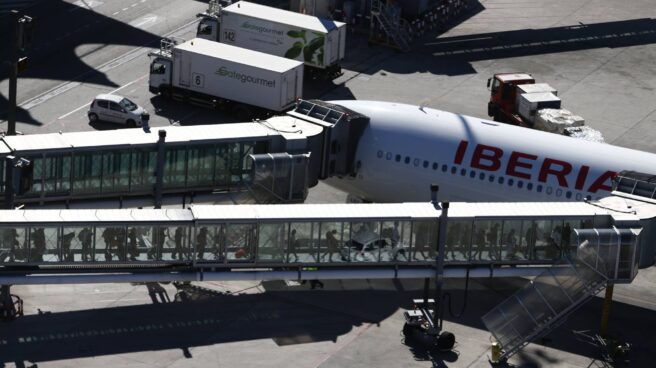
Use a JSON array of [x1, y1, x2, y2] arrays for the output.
[[323, 100, 656, 202]]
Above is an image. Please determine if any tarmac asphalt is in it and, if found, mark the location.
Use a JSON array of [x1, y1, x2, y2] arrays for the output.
[[3, 0, 656, 367]]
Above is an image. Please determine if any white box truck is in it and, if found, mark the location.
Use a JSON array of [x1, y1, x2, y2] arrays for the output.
[[196, 0, 346, 78], [148, 38, 304, 118], [517, 92, 561, 124]]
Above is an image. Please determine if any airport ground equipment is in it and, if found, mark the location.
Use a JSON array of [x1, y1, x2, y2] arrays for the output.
[[196, 1, 346, 78], [148, 38, 304, 117], [486, 73, 601, 140]]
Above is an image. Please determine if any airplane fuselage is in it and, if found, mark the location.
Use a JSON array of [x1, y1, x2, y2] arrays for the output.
[[325, 101, 656, 203]]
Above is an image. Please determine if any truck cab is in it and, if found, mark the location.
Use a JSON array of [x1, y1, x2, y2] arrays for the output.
[[147, 39, 175, 95], [487, 73, 535, 124], [196, 0, 221, 41]]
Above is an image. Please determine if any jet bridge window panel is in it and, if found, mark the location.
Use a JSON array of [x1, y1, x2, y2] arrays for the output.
[[258, 222, 288, 263], [446, 220, 472, 262], [320, 221, 348, 263], [195, 225, 224, 263], [225, 224, 256, 262], [288, 221, 321, 263], [28, 227, 59, 263], [380, 221, 411, 262], [348, 221, 382, 263], [102, 151, 130, 193], [412, 221, 437, 262]]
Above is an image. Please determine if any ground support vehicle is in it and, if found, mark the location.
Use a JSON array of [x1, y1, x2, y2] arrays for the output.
[[148, 38, 304, 119], [196, 0, 346, 79]]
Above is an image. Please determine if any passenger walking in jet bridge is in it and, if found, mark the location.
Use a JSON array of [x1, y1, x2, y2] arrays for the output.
[[323, 229, 339, 262], [1, 228, 20, 262], [128, 227, 139, 260], [115, 227, 127, 262], [505, 229, 518, 259], [547, 225, 563, 259], [446, 223, 460, 260], [525, 222, 538, 260], [172, 227, 184, 260], [289, 229, 299, 263], [197, 227, 208, 259], [62, 231, 75, 262], [101, 227, 114, 261], [412, 223, 433, 260], [562, 223, 573, 254], [472, 228, 486, 260], [487, 223, 500, 260], [31, 228, 46, 262], [78, 227, 92, 262]]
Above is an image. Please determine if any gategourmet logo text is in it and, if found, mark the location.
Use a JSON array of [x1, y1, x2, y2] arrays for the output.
[[216, 66, 276, 88], [241, 21, 283, 36]]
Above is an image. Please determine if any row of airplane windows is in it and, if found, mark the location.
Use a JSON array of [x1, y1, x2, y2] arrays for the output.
[[376, 150, 598, 201]]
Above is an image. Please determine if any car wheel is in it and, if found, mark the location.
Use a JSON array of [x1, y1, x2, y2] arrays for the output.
[[88, 113, 99, 123], [127, 119, 136, 128]]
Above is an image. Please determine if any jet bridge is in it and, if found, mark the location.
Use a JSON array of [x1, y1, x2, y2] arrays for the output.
[[0, 100, 368, 208]]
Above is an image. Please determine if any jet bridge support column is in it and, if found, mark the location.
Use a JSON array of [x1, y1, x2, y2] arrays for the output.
[[600, 283, 614, 337], [154, 130, 166, 209]]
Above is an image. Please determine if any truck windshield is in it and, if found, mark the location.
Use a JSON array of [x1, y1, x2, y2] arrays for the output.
[[119, 98, 138, 112], [198, 23, 212, 35]]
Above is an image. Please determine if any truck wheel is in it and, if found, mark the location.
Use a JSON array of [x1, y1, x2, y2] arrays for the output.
[[127, 119, 136, 128], [88, 113, 99, 123]]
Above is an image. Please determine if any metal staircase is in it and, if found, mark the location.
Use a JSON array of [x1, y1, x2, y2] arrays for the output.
[[370, 0, 412, 52], [482, 227, 641, 361]]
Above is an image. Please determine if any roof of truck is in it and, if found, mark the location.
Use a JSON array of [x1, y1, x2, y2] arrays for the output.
[[176, 38, 303, 73], [497, 73, 533, 82], [223, 1, 345, 33]]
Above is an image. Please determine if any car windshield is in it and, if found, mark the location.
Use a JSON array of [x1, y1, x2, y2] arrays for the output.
[[119, 98, 138, 111]]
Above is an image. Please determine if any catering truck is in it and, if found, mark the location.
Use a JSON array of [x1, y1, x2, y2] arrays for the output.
[[148, 38, 304, 118], [196, 0, 346, 78]]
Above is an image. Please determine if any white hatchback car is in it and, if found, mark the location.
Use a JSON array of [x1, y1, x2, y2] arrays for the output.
[[88, 94, 149, 127]]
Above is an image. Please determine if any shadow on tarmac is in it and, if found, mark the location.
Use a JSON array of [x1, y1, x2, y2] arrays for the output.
[[352, 18, 656, 77], [0, 277, 655, 367], [0, 0, 163, 127]]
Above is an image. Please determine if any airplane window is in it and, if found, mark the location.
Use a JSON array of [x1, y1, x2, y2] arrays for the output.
[[423, 160, 429, 168], [576, 193, 582, 201], [527, 183, 533, 190], [585, 195, 592, 201], [556, 188, 563, 197], [507, 178, 514, 186], [546, 186, 553, 195], [498, 177, 504, 184], [405, 156, 410, 164], [566, 191, 572, 199], [479, 172, 485, 180], [537, 185, 543, 192], [451, 166, 457, 174], [442, 165, 448, 172], [489, 175, 495, 182], [414, 158, 420, 166], [460, 169, 466, 176], [432, 163, 438, 170], [517, 181, 523, 188], [386, 152, 392, 160], [395, 154, 401, 162], [377, 150, 383, 158], [469, 170, 476, 178]]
